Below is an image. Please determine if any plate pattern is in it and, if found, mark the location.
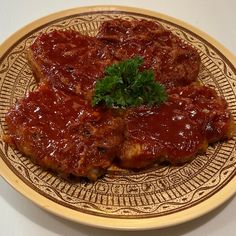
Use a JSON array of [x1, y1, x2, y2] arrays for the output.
[[0, 11, 236, 218]]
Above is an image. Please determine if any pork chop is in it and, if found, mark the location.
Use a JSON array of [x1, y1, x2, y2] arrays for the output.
[[5, 83, 124, 181], [119, 84, 234, 169], [97, 19, 201, 88]]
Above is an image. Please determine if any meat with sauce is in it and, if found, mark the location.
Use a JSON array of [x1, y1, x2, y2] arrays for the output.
[[119, 84, 234, 169], [97, 19, 201, 88], [27, 19, 201, 101], [4, 84, 124, 181], [27, 30, 114, 100], [4, 20, 234, 180]]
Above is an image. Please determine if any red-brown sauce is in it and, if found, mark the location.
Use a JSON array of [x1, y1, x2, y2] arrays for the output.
[[124, 103, 204, 164], [5, 21, 234, 180], [169, 85, 232, 142], [29, 19, 201, 100], [6, 84, 124, 179], [30, 31, 114, 98], [119, 84, 233, 169], [97, 19, 201, 88]]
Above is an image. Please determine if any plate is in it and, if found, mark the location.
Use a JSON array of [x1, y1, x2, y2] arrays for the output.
[[0, 6, 236, 230]]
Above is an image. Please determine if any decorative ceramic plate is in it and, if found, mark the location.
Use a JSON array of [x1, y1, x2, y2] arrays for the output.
[[0, 6, 236, 230]]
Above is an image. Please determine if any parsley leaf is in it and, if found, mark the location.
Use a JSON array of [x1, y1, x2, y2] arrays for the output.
[[92, 56, 167, 108]]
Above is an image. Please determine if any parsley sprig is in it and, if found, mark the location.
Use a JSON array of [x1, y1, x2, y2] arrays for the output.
[[92, 56, 167, 108]]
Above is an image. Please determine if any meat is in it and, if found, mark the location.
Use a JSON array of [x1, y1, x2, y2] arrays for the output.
[[27, 19, 201, 101], [119, 84, 234, 169], [4, 19, 234, 180], [97, 19, 201, 88], [168, 84, 235, 143], [5, 84, 124, 181], [27, 30, 114, 100], [5, 83, 233, 176]]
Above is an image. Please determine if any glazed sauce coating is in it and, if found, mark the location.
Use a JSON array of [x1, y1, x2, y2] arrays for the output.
[[97, 19, 201, 88], [5, 21, 234, 180], [28, 19, 201, 100], [5, 84, 124, 180], [30, 30, 114, 98], [169, 84, 233, 142], [6, 83, 233, 175], [123, 103, 206, 168], [120, 84, 233, 169]]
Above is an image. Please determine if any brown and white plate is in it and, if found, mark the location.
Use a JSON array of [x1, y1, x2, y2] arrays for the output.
[[0, 6, 236, 230]]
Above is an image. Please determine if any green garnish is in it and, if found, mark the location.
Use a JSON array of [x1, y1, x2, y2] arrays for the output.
[[92, 56, 167, 108]]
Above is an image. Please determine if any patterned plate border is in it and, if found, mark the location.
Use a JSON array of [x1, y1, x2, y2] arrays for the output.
[[0, 6, 236, 230]]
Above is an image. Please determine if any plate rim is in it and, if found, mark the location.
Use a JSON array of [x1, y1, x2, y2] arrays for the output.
[[0, 5, 236, 230], [1, 156, 236, 230]]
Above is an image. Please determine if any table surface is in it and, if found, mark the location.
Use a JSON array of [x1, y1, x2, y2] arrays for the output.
[[0, 0, 236, 235]]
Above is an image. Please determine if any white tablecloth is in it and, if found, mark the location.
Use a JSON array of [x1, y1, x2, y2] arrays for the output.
[[1, 0, 235, 235]]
